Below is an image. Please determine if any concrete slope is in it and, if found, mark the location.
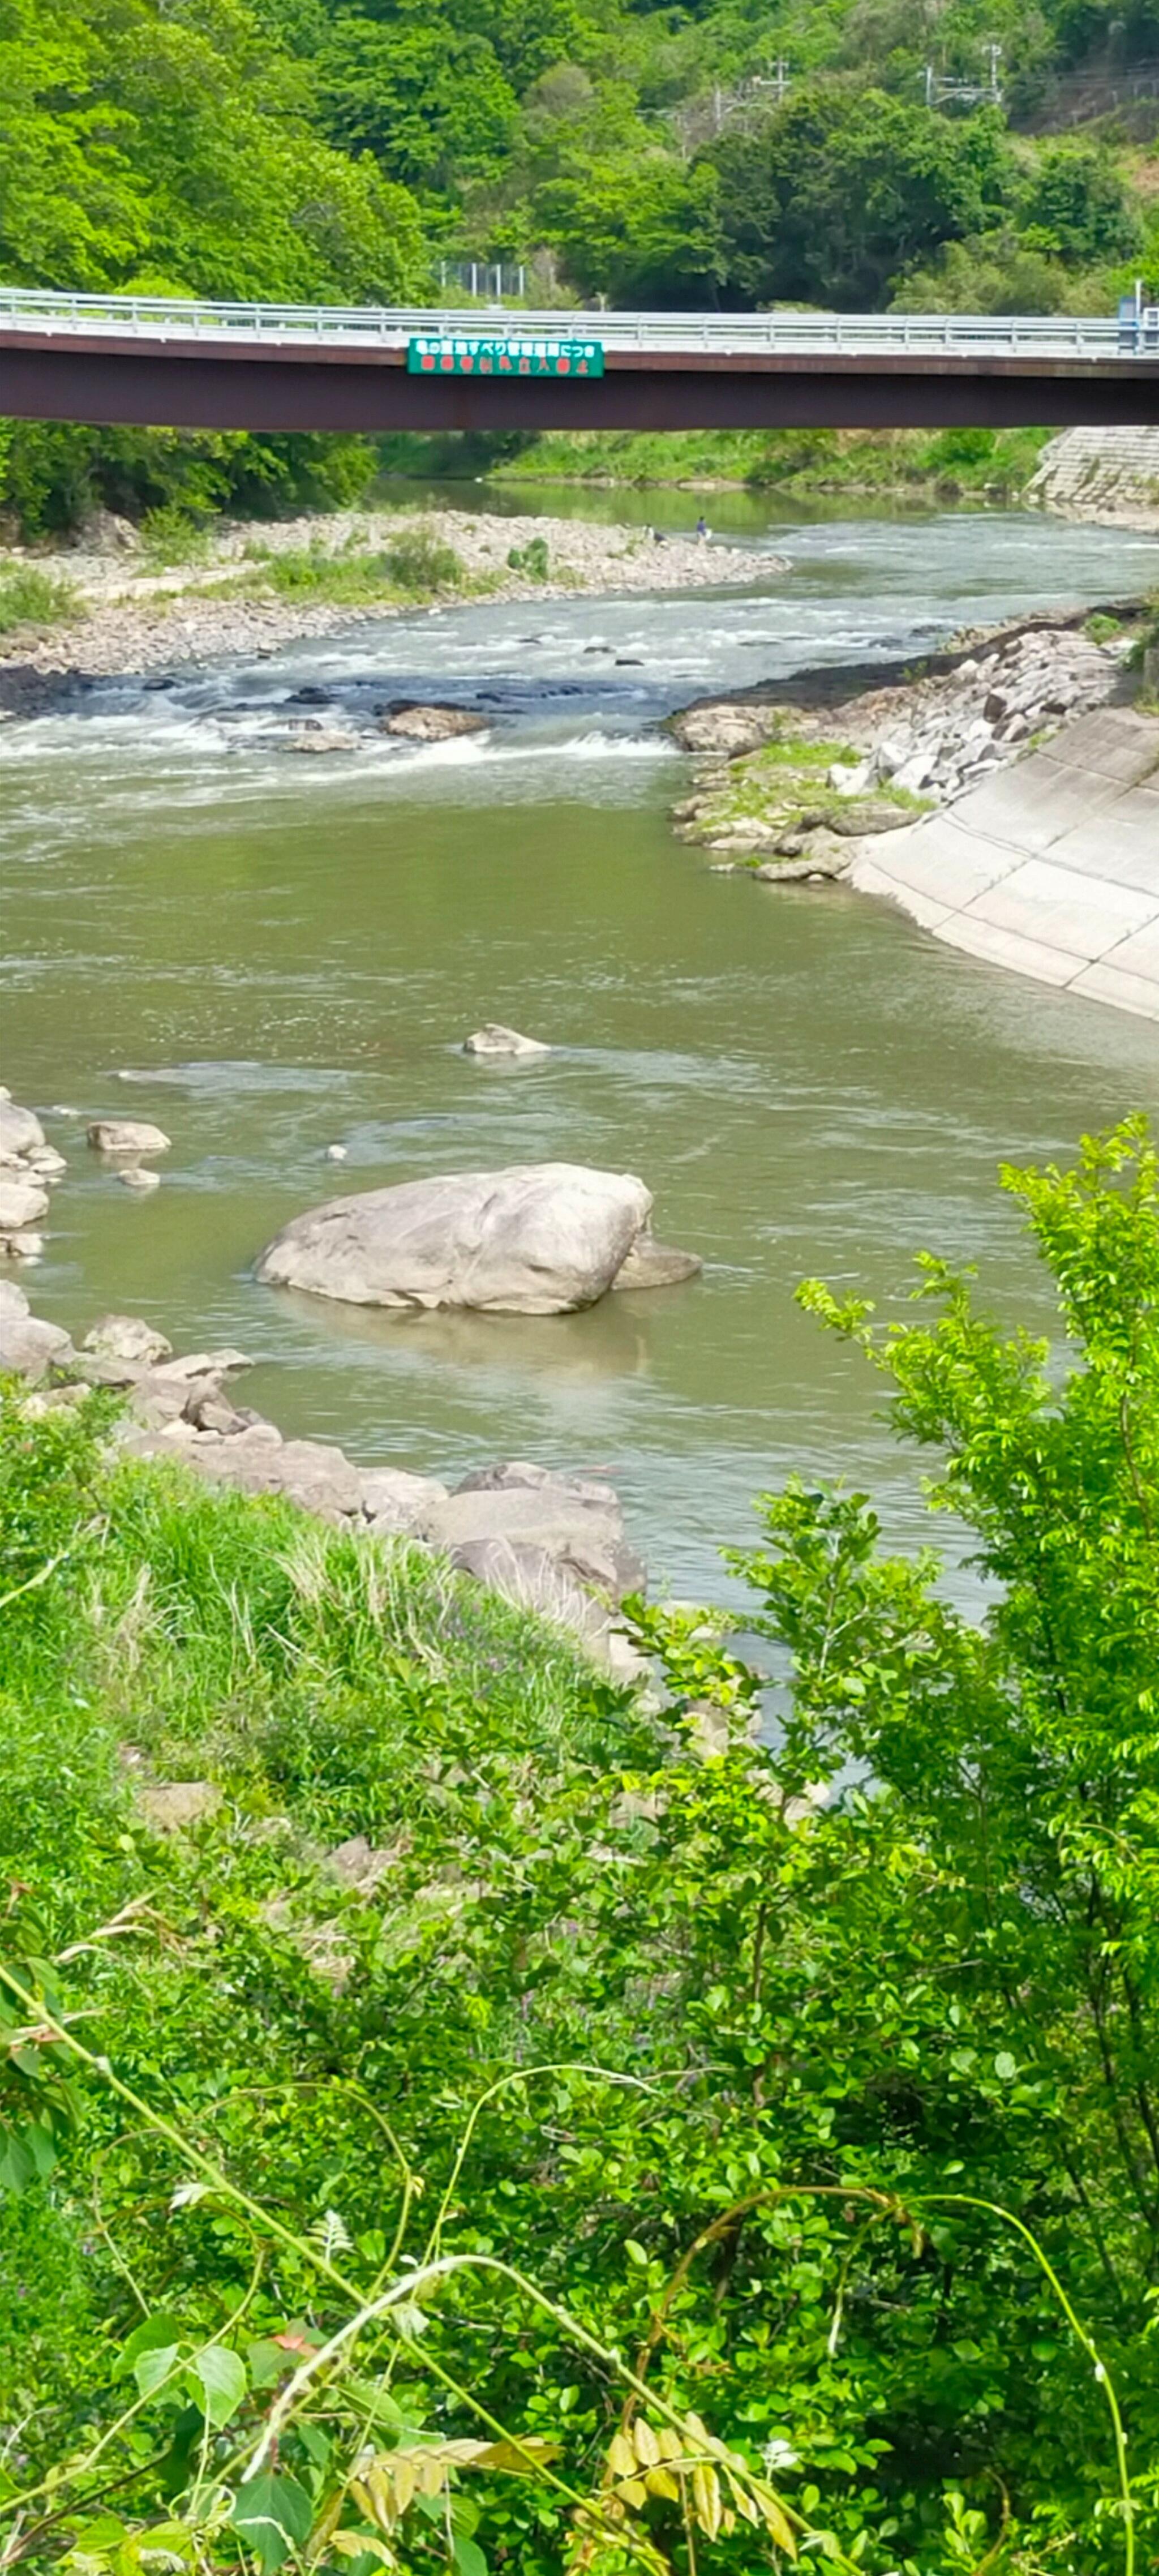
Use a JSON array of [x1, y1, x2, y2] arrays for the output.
[[849, 705, 1159, 1021], [1028, 425, 1159, 527]]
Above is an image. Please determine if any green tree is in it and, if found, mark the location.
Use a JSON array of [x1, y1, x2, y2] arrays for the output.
[[712, 85, 1015, 308], [533, 151, 722, 302], [315, 15, 520, 192], [1020, 138, 1142, 264]]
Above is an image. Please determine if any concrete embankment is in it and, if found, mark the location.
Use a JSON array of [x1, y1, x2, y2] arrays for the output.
[[851, 704, 1159, 1020], [1029, 426, 1159, 529]]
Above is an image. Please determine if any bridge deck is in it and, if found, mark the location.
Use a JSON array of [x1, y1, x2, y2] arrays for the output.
[[2, 294, 1159, 431]]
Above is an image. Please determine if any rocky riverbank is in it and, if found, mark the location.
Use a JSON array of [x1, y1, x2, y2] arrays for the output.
[[0, 502, 783, 691], [0, 1083, 685, 1677], [668, 602, 1142, 881], [0, 1269, 646, 1681]]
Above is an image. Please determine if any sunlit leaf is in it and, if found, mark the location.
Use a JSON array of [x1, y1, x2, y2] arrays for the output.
[[190, 2344, 247, 2428], [134, 2347, 181, 2401], [632, 2421, 659, 2468], [692, 2463, 722, 2540], [231, 2471, 314, 2572]]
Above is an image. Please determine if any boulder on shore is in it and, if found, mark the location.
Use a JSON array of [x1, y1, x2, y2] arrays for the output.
[[381, 703, 487, 741], [0, 1304, 75, 1381], [256, 1162, 699, 1316], [0, 1176, 50, 1232], [423, 1461, 645, 1601], [668, 702, 780, 757], [463, 1025, 551, 1059], [0, 1099, 46, 1160]]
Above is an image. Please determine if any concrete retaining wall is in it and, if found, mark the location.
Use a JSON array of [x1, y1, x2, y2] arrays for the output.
[[1028, 425, 1159, 525], [849, 705, 1159, 1020]]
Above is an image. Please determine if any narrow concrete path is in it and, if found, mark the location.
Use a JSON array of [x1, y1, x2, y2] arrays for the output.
[[851, 705, 1159, 1019]]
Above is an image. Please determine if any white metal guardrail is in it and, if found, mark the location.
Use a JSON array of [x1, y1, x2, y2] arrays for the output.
[[0, 286, 1155, 362]]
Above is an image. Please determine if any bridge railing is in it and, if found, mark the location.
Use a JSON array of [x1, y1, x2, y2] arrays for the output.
[[0, 285, 1151, 361]]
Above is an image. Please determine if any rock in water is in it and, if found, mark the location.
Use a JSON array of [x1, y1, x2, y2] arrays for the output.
[[88, 1119, 171, 1157], [668, 702, 780, 757], [0, 1177, 50, 1231], [612, 1230, 703, 1291], [280, 728, 359, 756], [119, 1167, 161, 1192], [256, 1161, 697, 1315], [463, 1025, 551, 1059], [380, 704, 487, 741], [0, 1099, 46, 1159], [83, 1314, 173, 1368]]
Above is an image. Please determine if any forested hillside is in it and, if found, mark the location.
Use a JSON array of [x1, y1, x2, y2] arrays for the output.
[[4, 0, 1159, 527]]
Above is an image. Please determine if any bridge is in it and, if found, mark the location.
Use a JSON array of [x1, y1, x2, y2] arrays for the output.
[[3, 288, 1159, 432]]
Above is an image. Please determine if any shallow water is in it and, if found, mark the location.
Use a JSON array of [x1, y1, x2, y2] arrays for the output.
[[5, 498, 1159, 1601]]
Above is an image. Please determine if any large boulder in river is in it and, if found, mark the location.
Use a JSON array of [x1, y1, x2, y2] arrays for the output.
[[88, 1119, 170, 1158], [255, 1163, 698, 1316], [381, 703, 487, 741]]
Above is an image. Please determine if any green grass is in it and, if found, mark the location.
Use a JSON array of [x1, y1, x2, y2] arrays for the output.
[[238, 528, 466, 608], [479, 423, 1052, 499], [682, 726, 934, 849], [0, 565, 80, 635], [139, 504, 212, 568]]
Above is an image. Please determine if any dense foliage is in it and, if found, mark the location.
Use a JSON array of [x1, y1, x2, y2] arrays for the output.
[[2, 0, 1159, 526], [5, 1118, 1159, 2572]]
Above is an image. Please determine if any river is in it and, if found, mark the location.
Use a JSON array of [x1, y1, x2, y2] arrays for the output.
[[4, 493, 1159, 1602]]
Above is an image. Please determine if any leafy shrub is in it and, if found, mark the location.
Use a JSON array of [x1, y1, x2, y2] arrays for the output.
[[381, 527, 464, 592], [0, 566, 80, 633], [506, 535, 550, 578], [923, 426, 997, 475], [253, 532, 463, 605], [139, 504, 211, 567]]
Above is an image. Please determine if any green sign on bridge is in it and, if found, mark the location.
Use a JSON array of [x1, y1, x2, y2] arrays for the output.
[[407, 335, 605, 379]]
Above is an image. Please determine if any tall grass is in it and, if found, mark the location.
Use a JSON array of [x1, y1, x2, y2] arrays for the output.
[[250, 528, 464, 607], [0, 565, 80, 634]]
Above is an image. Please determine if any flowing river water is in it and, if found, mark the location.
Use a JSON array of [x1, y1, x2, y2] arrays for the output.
[[5, 491, 1159, 1602]]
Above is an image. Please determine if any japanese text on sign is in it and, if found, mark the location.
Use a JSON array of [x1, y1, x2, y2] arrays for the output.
[[407, 336, 605, 379]]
